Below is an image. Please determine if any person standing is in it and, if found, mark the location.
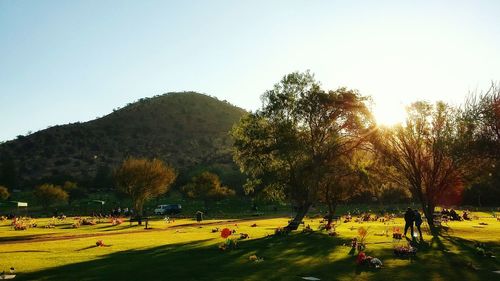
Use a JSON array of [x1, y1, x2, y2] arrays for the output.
[[414, 209, 424, 241], [404, 207, 415, 238]]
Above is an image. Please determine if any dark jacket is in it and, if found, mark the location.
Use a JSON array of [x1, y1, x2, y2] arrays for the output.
[[404, 209, 415, 223], [414, 210, 422, 225]]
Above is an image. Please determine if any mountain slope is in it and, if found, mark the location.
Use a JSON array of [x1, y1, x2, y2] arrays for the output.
[[0, 92, 247, 188]]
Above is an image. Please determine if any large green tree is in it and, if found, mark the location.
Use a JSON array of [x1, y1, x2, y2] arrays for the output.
[[114, 158, 177, 218], [232, 71, 373, 230], [183, 171, 235, 211]]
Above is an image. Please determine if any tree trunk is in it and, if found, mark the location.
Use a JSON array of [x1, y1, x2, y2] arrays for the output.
[[135, 200, 144, 225], [326, 202, 337, 227], [422, 203, 437, 235], [285, 202, 311, 231]]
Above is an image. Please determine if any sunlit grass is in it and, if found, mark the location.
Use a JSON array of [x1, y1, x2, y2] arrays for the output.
[[0, 214, 499, 281]]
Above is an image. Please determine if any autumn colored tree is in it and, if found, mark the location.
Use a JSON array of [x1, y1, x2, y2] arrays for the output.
[[373, 101, 472, 234], [114, 158, 176, 217], [33, 184, 69, 210], [232, 71, 374, 230], [183, 171, 235, 211]]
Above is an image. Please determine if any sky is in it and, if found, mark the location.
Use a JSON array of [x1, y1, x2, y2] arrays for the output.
[[1, 0, 500, 141]]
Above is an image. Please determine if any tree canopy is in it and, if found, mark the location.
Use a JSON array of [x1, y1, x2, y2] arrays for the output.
[[373, 101, 473, 233], [232, 71, 374, 230], [114, 157, 177, 216], [182, 171, 235, 210], [33, 184, 69, 210]]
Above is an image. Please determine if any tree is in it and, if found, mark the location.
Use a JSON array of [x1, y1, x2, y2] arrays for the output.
[[461, 83, 500, 206], [317, 155, 363, 226], [0, 185, 9, 200], [373, 101, 471, 234], [62, 181, 87, 205], [33, 184, 69, 210], [463, 83, 500, 159], [183, 171, 235, 211], [114, 158, 177, 218], [232, 71, 373, 230]]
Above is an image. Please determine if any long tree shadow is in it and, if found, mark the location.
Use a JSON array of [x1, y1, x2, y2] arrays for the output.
[[13, 232, 500, 281], [15, 233, 353, 281], [0, 233, 58, 243]]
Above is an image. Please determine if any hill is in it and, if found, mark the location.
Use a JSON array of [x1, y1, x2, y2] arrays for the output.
[[0, 92, 247, 190]]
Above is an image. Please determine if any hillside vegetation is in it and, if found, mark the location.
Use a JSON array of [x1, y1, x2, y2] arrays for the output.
[[0, 92, 247, 189]]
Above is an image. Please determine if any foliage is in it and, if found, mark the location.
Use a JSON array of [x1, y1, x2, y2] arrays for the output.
[[463, 83, 500, 159], [0, 92, 246, 188], [114, 157, 177, 216], [461, 84, 500, 205], [232, 71, 374, 229], [62, 181, 87, 204], [373, 101, 472, 233], [182, 171, 235, 210], [0, 157, 17, 189], [33, 184, 69, 210], [0, 185, 9, 200]]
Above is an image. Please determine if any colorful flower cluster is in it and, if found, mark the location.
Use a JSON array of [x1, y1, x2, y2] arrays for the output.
[[393, 244, 417, 257]]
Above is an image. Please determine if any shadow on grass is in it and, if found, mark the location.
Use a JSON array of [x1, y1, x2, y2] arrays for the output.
[[0, 233, 57, 243], [14, 232, 500, 281], [2, 250, 51, 253]]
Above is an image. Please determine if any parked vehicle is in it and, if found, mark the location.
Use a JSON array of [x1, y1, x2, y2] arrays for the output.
[[154, 204, 182, 215]]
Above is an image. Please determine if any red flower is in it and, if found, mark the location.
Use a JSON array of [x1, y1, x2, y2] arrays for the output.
[[221, 228, 232, 238], [356, 252, 366, 264]]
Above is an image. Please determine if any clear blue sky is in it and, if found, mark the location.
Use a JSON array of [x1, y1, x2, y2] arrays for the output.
[[1, 0, 499, 141]]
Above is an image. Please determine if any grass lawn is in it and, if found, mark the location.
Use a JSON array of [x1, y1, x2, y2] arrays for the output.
[[0, 213, 499, 281]]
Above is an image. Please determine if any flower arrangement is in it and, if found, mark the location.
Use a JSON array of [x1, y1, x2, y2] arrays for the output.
[[111, 218, 123, 225], [12, 217, 37, 230], [221, 228, 232, 238], [72, 220, 81, 228], [392, 227, 402, 239], [356, 227, 369, 251], [251, 223, 257, 227], [248, 254, 264, 263], [219, 228, 238, 251], [240, 233, 249, 239], [81, 218, 97, 225], [96, 240, 105, 247], [356, 252, 383, 269], [14, 221, 27, 230], [393, 244, 417, 258]]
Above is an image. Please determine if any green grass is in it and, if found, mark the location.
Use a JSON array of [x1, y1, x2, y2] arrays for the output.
[[0, 213, 499, 281]]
